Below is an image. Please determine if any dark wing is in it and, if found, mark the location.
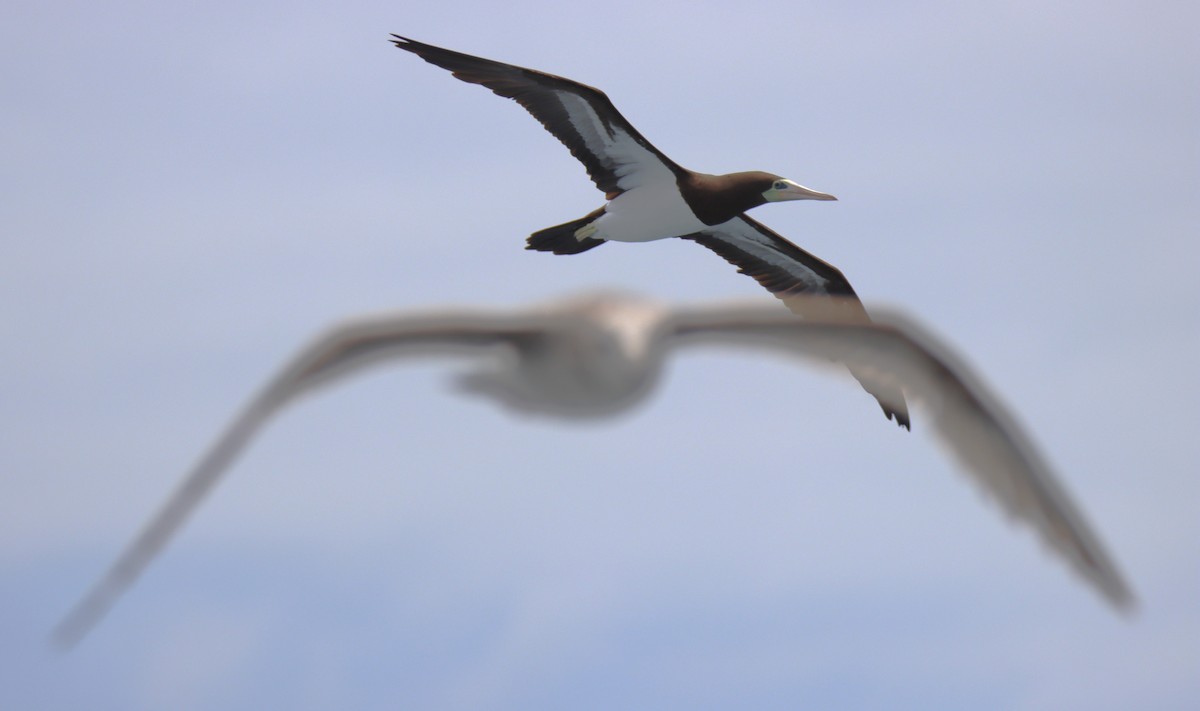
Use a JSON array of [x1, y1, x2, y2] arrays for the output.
[[53, 311, 545, 649], [667, 304, 1135, 612], [392, 35, 683, 197], [682, 216, 912, 429]]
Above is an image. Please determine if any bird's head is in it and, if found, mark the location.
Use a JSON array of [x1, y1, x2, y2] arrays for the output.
[[761, 176, 838, 203]]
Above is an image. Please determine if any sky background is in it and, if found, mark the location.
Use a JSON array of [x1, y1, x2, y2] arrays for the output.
[[2, 1, 1197, 709]]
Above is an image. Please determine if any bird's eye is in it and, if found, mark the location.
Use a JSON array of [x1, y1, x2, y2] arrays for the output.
[[773, 181, 788, 190]]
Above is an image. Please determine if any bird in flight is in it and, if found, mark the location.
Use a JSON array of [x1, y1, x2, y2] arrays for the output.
[[392, 35, 910, 429], [52, 293, 1133, 649]]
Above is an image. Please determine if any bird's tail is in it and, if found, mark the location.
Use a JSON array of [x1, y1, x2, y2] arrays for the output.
[[526, 207, 608, 255]]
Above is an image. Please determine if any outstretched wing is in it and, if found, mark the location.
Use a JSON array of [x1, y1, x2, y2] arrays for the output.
[[668, 304, 1135, 611], [393, 35, 682, 197], [682, 216, 912, 429], [53, 312, 543, 648]]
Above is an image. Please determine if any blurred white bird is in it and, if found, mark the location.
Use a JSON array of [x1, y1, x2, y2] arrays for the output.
[[53, 293, 1133, 648]]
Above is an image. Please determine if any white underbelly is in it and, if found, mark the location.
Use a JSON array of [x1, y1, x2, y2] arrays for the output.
[[593, 182, 707, 243]]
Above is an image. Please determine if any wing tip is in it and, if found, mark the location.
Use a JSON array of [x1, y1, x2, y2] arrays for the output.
[[48, 579, 115, 653], [875, 393, 911, 430], [1083, 551, 1139, 616], [390, 34, 417, 50], [1108, 585, 1139, 616]]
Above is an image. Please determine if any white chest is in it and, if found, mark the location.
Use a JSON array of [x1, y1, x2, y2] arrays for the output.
[[593, 181, 708, 243]]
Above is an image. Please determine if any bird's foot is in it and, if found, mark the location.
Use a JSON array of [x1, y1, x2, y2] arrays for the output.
[[574, 222, 599, 241]]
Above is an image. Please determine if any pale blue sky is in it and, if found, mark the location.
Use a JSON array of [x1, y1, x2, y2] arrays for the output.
[[2, 1, 1197, 709]]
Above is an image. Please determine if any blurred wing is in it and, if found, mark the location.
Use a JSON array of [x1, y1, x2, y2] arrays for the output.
[[393, 35, 682, 196], [683, 216, 911, 429], [668, 304, 1135, 611], [53, 311, 544, 648]]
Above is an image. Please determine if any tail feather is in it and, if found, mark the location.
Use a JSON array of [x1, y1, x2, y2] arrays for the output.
[[526, 207, 607, 255]]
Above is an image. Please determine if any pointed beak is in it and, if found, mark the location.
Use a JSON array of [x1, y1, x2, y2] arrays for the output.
[[782, 183, 838, 201]]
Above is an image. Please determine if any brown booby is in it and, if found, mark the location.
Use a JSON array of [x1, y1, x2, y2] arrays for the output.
[[391, 35, 911, 430], [51, 292, 1133, 648]]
